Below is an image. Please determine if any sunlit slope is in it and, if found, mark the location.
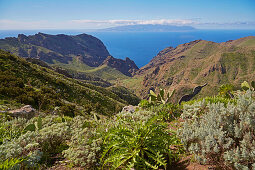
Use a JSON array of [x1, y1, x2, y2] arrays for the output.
[[122, 36, 255, 100]]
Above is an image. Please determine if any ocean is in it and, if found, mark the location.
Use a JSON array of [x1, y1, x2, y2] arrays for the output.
[[0, 29, 254, 67]]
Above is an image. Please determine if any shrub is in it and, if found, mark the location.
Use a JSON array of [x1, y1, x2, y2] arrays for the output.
[[0, 157, 24, 170], [60, 104, 75, 117], [0, 118, 27, 144], [63, 116, 102, 168], [0, 108, 184, 169], [63, 126, 102, 168], [115, 109, 156, 123], [182, 95, 236, 108], [218, 84, 234, 98], [138, 99, 152, 109], [179, 90, 255, 169], [0, 116, 71, 167], [101, 111, 183, 169], [151, 103, 181, 122], [63, 110, 183, 169]]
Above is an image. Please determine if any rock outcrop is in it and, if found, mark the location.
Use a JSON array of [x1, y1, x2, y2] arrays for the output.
[[101, 56, 139, 76], [9, 105, 36, 119], [122, 105, 138, 113]]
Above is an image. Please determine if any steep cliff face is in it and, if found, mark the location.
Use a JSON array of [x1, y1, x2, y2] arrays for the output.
[[124, 36, 255, 100], [0, 32, 110, 66], [101, 56, 139, 76]]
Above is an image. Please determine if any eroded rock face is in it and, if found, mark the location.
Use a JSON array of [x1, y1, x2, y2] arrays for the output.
[[9, 105, 36, 119], [101, 56, 139, 76]]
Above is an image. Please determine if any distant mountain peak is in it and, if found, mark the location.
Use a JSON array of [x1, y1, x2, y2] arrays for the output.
[[97, 24, 196, 32], [0, 32, 110, 66]]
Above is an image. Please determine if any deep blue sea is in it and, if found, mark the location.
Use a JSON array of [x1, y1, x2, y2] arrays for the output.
[[0, 29, 254, 67]]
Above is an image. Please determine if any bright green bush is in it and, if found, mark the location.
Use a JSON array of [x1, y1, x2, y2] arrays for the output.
[[0, 118, 27, 144], [218, 84, 234, 98], [179, 90, 255, 169], [151, 103, 181, 121], [101, 110, 183, 169], [63, 110, 183, 169], [183, 95, 236, 108], [138, 99, 152, 109], [101, 117, 173, 169], [0, 157, 24, 170]]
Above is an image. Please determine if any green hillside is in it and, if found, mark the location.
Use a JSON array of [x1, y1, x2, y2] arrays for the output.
[[122, 36, 255, 101], [0, 33, 110, 66], [0, 33, 138, 81], [0, 50, 138, 115], [52, 58, 129, 82]]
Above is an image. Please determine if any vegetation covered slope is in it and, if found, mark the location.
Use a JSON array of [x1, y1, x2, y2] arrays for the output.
[[123, 36, 255, 101], [0, 50, 139, 115], [0, 33, 139, 80], [52, 57, 130, 82], [0, 32, 109, 66]]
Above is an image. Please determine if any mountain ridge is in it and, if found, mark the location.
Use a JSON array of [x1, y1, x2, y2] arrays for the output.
[[122, 36, 255, 101], [1, 32, 109, 66], [0, 32, 139, 78]]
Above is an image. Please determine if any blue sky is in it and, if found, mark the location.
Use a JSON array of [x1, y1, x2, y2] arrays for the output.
[[0, 0, 254, 29]]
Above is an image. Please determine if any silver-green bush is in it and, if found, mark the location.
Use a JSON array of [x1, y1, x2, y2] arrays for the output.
[[63, 116, 102, 168], [179, 90, 255, 169], [0, 116, 71, 167]]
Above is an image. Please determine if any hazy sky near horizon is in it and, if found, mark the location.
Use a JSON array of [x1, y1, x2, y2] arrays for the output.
[[0, 0, 254, 30]]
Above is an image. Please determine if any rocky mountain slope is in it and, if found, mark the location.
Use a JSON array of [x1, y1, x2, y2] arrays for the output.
[[0, 33, 138, 78], [0, 32, 109, 66], [101, 56, 139, 76], [123, 36, 255, 101], [0, 50, 140, 115]]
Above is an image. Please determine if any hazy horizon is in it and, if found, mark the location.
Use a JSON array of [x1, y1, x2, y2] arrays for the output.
[[0, 0, 254, 30], [1, 29, 254, 68]]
